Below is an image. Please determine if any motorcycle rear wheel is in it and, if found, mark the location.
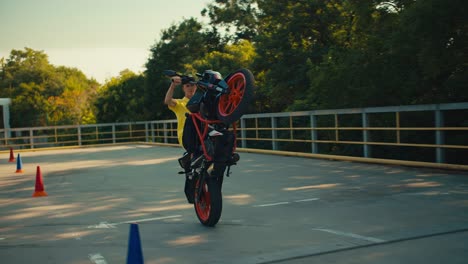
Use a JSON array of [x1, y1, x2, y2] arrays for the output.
[[217, 68, 254, 124], [194, 175, 223, 227]]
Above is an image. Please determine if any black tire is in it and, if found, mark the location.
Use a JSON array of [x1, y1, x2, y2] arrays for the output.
[[194, 176, 223, 227], [217, 68, 254, 124]]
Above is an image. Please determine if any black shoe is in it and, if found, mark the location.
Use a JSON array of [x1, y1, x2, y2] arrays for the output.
[[178, 152, 191, 171], [184, 177, 195, 204], [227, 152, 240, 165]]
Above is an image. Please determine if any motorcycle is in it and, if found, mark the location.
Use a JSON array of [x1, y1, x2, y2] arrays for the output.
[[163, 69, 255, 227]]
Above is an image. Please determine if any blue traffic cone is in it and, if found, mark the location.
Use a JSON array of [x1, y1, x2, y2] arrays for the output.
[[15, 154, 23, 173], [126, 223, 144, 264]]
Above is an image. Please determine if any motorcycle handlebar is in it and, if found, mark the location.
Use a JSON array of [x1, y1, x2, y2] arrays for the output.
[[163, 70, 228, 94], [163, 70, 182, 77], [164, 70, 196, 85]]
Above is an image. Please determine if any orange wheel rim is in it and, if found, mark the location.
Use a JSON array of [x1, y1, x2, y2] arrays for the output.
[[218, 73, 246, 116], [195, 179, 211, 221]]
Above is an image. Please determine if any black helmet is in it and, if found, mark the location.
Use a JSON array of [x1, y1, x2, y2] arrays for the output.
[[202, 70, 222, 85], [181, 75, 196, 85]]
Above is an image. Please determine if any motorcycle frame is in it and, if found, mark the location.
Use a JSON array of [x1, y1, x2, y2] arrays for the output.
[[188, 112, 237, 202]]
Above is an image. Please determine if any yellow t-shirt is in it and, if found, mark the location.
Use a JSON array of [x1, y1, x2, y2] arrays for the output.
[[168, 97, 190, 146]]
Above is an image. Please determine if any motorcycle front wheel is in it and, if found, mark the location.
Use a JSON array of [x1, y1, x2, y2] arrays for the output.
[[194, 175, 223, 227], [217, 68, 254, 125]]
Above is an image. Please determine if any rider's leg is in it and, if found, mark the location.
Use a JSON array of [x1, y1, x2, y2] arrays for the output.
[[211, 131, 236, 178]]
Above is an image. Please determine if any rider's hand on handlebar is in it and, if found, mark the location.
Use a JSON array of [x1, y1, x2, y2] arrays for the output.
[[171, 76, 182, 85]]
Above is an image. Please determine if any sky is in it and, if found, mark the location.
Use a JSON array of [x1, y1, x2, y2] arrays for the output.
[[0, 0, 210, 83]]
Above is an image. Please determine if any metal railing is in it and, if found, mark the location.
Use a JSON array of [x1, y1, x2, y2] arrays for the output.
[[1, 102, 467, 169], [239, 102, 468, 167], [0, 121, 179, 149]]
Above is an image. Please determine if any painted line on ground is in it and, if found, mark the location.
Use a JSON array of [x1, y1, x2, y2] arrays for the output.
[[253, 198, 320, 208], [312, 228, 386, 243], [89, 253, 107, 264], [252, 228, 468, 264], [116, 215, 182, 224], [87, 222, 116, 229], [253, 202, 290, 207], [295, 198, 320, 202], [86, 215, 182, 263], [88, 215, 182, 229]]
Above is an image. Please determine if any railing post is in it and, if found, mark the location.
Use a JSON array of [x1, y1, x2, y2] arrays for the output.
[[3, 103, 11, 139], [334, 114, 339, 142], [396, 112, 401, 144], [310, 115, 318, 154], [362, 112, 370, 158], [150, 123, 155, 142], [112, 125, 116, 144], [4, 128, 9, 147], [145, 123, 149, 142], [163, 123, 168, 144], [29, 129, 34, 149], [289, 116, 294, 141], [129, 124, 133, 142], [241, 118, 247, 148], [435, 110, 445, 163], [271, 117, 278, 151], [78, 126, 82, 146], [256, 118, 260, 140]]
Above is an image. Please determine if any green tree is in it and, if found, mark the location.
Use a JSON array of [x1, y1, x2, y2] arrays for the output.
[[0, 48, 99, 127], [186, 40, 256, 75], [395, 0, 468, 104], [202, 0, 259, 42], [305, 0, 468, 109], [47, 66, 99, 125], [95, 70, 147, 123], [11, 82, 49, 127], [304, 1, 404, 109], [252, 1, 339, 111]]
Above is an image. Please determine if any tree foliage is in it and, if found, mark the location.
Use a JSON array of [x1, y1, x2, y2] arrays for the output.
[[0, 48, 98, 127], [202, 0, 259, 41], [95, 70, 147, 123]]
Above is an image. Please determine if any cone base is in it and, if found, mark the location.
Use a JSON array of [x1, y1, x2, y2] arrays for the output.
[[15, 169, 23, 173], [33, 191, 48, 197], [9, 159, 15, 162]]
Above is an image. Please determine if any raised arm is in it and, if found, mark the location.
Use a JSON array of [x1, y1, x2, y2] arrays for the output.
[[164, 77, 181, 107]]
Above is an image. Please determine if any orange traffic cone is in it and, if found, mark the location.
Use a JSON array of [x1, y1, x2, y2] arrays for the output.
[[32, 166, 48, 197], [8, 147, 15, 162], [15, 154, 23, 173]]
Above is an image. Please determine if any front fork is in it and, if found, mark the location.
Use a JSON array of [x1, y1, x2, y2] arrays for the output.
[[194, 160, 224, 203]]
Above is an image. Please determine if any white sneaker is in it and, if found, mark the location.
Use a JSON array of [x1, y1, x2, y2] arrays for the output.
[[209, 129, 223, 136]]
